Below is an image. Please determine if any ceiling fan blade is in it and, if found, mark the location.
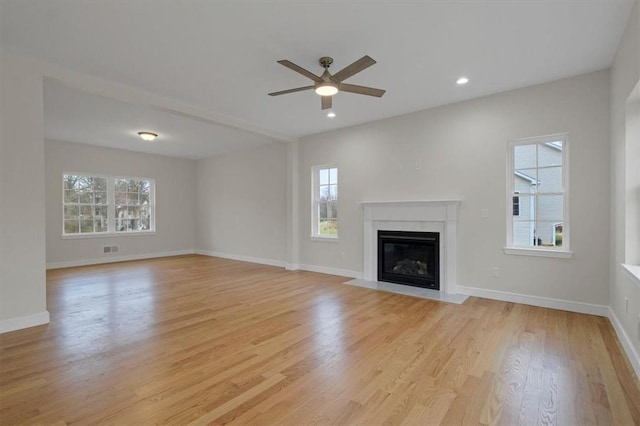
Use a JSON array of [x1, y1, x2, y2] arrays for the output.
[[268, 86, 314, 96], [339, 83, 386, 97], [321, 96, 332, 110], [332, 55, 376, 82], [277, 60, 323, 83]]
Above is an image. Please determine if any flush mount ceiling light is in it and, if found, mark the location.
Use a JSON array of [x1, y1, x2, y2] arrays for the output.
[[137, 131, 158, 141], [456, 77, 469, 85]]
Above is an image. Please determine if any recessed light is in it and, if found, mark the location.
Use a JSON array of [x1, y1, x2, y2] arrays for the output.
[[456, 77, 469, 85], [137, 131, 158, 141], [327, 112, 336, 118]]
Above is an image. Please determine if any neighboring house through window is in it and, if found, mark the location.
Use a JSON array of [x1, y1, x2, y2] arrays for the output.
[[312, 165, 338, 238], [63, 173, 155, 236], [506, 134, 571, 257]]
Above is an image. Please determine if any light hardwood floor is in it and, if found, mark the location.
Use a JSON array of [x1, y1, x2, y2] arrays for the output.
[[1, 255, 639, 425]]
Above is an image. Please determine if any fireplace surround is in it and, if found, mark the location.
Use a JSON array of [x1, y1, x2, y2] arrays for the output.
[[361, 200, 460, 295]]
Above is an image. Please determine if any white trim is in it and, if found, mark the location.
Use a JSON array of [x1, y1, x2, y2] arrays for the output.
[[503, 247, 573, 258], [457, 285, 609, 316], [61, 231, 157, 239], [46, 249, 195, 269], [506, 133, 570, 253], [298, 263, 363, 279], [1, 311, 50, 334], [361, 200, 460, 295], [194, 250, 286, 268], [310, 236, 339, 243], [285, 263, 300, 271], [607, 307, 640, 380], [621, 263, 640, 288]]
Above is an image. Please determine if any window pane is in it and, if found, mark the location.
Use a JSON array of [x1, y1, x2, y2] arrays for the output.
[[319, 219, 337, 236], [78, 191, 93, 204], [535, 221, 562, 247], [75, 176, 91, 190], [127, 193, 139, 205], [140, 193, 150, 205], [329, 168, 337, 184], [128, 206, 141, 219], [94, 206, 108, 219], [320, 185, 330, 201], [514, 144, 537, 169], [115, 192, 127, 205], [319, 202, 328, 219], [537, 195, 563, 222], [537, 166, 562, 193], [93, 177, 107, 191], [513, 221, 535, 246], [539, 142, 563, 167], [64, 220, 79, 234], [513, 169, 537, 193], [64, 190, 79, 203], [139, 181, 150, 194], [115, 179, 128, 192], [327, 202, 337, 219], [64, 205, 78, 219], [141, 219, 151, 231], [116, 218, 126, 231], [513, 194, 534, 220], [329, 185, 337, 201], [80, 205, 93, 218], [80, 220, 94, 233], [319, 169, 329, 185], [94, 191, 107, 205], [63, 175, 77, 190], [94, 219, 107, 233]]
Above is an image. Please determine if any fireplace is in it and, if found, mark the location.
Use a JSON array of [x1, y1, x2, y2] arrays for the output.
[[378, 230, 440, 289], [362, 200, 459, 294]]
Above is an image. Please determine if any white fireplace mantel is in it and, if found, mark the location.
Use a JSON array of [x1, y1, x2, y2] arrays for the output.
[[361, 200, 461, 295]]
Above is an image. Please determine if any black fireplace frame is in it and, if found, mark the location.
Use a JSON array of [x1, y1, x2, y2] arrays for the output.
[[377, 230, 440, 290]]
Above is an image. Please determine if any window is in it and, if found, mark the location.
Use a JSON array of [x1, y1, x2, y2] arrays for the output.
[[312, 165, 338, 238], [63, 173, 155, 236], [506, 134, 571, 257]]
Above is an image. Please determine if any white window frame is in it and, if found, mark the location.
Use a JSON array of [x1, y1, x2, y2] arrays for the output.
[[311, 165, 338, 241], [62, 172, 156, 239], [504, 133, 572, 258]]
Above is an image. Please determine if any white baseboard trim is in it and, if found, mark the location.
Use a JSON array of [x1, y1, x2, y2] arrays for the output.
[[297, 264, 363, 279], [285, 263, 300, 271], [1, 311, 50, 334], [194, 250, 286, 268], [608, 308, 640, 379], [46, 250, 196, 269], [457, 285, 609, 317]]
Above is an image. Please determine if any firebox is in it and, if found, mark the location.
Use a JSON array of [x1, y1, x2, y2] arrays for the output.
[[377, 230, 439, 290]]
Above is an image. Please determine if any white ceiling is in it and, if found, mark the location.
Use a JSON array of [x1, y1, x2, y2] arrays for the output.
[[1, 0, 635, 158]]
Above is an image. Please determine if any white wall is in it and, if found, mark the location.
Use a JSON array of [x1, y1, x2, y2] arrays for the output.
[[45, 139, 196, 267], [610, 0, 640, 370], [298, 70, 611, 306], [0, 54, 48, 331], [195, 142, 288, 265]]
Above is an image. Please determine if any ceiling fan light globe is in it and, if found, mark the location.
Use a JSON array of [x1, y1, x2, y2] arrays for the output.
[[315, 84, 339, 96]]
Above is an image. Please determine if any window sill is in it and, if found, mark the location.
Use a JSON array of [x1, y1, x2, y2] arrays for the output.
[[61, 231, 156, 240], [503, 247, 573, 258], [621, 264, 640, 288], [310, 236, 339, 243]]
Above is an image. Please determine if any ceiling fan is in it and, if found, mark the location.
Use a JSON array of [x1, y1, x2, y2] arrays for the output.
[[268, 55, 385, 110]]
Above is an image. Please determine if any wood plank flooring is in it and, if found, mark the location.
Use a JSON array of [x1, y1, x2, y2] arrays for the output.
[[1, 254, 639, 425]]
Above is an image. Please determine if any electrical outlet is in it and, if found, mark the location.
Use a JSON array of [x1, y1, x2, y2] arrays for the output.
[[415, 160, 422, 170], [491, 267, 500, 277], [111, 246, 119, 253], [103, 246, 111, 253], [481, 209, 489, 218]]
